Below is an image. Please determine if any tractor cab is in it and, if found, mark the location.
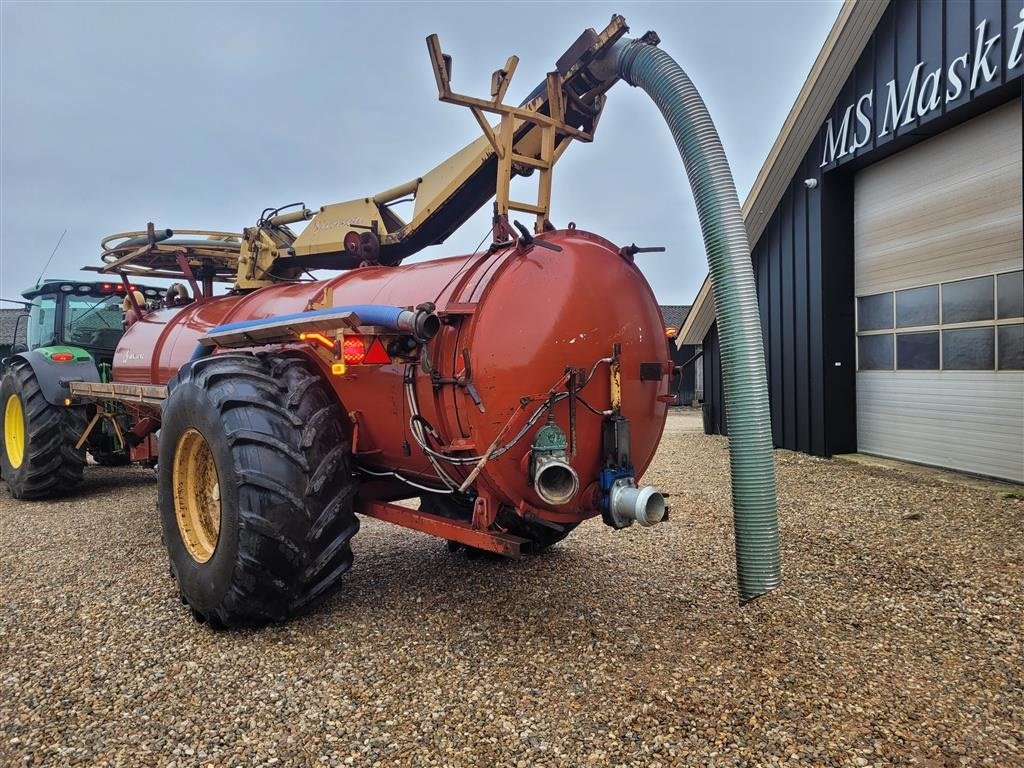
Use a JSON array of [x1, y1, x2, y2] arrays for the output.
[[15, 280, 163, 368]]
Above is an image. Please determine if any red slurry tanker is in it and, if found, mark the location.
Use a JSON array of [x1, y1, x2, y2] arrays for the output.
[[1, 15, 780, 627]]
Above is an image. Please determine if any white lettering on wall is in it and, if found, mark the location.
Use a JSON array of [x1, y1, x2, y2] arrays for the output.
[[880, 61, 925, 137], [852, 90, 873, 151], [821, 103, 855, 166], [820, 5, 1024, 167], [917, 67, 943, 114], [945, 53, 968, 102], [1009, 7, 1024, 70], [971, 18, 1000, 89]]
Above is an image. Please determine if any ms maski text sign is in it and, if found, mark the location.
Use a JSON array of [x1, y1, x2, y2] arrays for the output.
[[821, 5, 1024, 168]]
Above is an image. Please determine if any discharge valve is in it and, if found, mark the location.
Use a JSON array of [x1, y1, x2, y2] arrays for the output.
[[529, 418, 579, 506]]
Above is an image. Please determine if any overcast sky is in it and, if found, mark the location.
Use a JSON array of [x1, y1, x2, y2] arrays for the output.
[[1, 1, 841, 307]]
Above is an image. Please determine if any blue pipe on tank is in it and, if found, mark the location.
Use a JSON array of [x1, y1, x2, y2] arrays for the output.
[[188, 304, 430, 363]]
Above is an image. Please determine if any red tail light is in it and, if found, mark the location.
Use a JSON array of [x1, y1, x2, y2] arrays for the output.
[[50, 352, 74, 362], [343, 336, 366, 365]]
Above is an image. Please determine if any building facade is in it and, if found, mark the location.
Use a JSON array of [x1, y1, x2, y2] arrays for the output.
[[0, 308, 29, 362], [660, 305, 699, 406], [679, 0, 1023, 481]]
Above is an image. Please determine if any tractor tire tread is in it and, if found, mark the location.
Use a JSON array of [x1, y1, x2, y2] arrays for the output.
[[1, 358, 87, 499]]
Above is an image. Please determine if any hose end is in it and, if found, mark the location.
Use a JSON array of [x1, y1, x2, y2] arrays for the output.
[[396, 305, 441, 342], [533, 456, 580, 506], [609, 479, 666, 528]]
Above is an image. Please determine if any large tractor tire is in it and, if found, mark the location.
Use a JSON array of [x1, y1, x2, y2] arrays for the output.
[[0, 358, 88, 499], [419, 493, 578, 555], [158, 351, 359, 628]]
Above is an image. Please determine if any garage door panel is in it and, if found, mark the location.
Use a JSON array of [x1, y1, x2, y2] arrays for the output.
[[857, 373, 1024, 482], [854, 99, 1023, 483], [855, 100, 1023, 295]]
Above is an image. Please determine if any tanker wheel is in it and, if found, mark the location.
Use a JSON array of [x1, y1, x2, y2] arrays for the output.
[[0, 359, 87, 499], [419, 493, 578, 555], [158, 351, 359, 628]]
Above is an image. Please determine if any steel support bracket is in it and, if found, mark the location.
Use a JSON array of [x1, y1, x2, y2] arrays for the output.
[[358, 499, 527, 558]]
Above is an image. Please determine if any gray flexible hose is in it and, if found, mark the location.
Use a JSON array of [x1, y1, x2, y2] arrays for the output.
[[616, 39, 781, 600]]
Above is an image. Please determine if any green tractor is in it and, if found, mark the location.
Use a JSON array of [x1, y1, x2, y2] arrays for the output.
[[1, 280, 163, 498]]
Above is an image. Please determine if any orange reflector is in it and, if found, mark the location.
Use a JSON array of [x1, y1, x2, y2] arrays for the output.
[[331, 362, 346, 375], [363, 337, 391, 365], [50, 352, 74, 362], [343, 336, 366, 365], [299, 332, 336, 351], [64, 398, 72, 406]]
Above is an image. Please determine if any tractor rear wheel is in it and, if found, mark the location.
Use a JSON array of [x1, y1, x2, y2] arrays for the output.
[[158, 351, 359, 628], [0, 358, 87, 499]]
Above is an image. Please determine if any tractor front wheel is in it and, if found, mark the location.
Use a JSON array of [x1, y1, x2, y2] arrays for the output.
[[0, 359, 87, 499], [158, 351, 359, 628]]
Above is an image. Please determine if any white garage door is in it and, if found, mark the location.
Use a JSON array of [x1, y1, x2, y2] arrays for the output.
[[854, 99, 1024, 483]]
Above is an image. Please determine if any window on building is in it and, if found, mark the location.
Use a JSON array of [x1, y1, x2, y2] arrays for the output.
[[943, 327, 995, 370], [857, 293, 893, 331], [857, 271, 1023, 372], [942, 276, 994, 324], [895, 285, 939, 328], [858, 333, 893, 370], [997, 271, 1023, 320], [998, 324, 1024, 370], [897, 331, 939, 370]]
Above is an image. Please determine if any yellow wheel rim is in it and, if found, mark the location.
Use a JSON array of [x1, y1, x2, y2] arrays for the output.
[[4, 394, 25, 470], [172, 428, 221, 563]]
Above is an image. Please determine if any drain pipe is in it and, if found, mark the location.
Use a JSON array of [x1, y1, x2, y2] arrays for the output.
[[597, 37, 781, 600]]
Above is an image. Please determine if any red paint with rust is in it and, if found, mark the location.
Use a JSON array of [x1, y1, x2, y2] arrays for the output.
[[113, 229, 670, 524]]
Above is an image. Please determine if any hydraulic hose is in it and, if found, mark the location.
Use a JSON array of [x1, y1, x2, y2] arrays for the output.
[[614, 39, 781, 600]]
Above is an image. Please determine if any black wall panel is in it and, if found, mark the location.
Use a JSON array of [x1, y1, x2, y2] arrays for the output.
[[780, 189, 797, 449], [701, 0, 1023, 454], [702, 322, 726, 437]]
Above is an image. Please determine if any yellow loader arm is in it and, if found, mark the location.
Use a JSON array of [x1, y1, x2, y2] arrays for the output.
[[93, 16, 659, 290], [283, 15, 656, 272]]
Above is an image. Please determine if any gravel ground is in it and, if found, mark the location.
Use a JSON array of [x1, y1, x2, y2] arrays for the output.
[[1, 409, 1022, 767]]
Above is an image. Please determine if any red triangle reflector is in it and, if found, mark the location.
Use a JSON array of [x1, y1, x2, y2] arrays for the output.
[[363, 337, 391, 365]]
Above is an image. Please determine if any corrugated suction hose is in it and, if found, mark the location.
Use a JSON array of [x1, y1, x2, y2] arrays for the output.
[[616, 39, 781, 600]]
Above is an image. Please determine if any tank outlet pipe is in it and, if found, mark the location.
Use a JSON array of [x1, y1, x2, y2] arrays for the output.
[[532, 455, 580, 506], [609, 477, 667, 528], [606, 37, 781, 600], [529, 422, 580, 506]]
